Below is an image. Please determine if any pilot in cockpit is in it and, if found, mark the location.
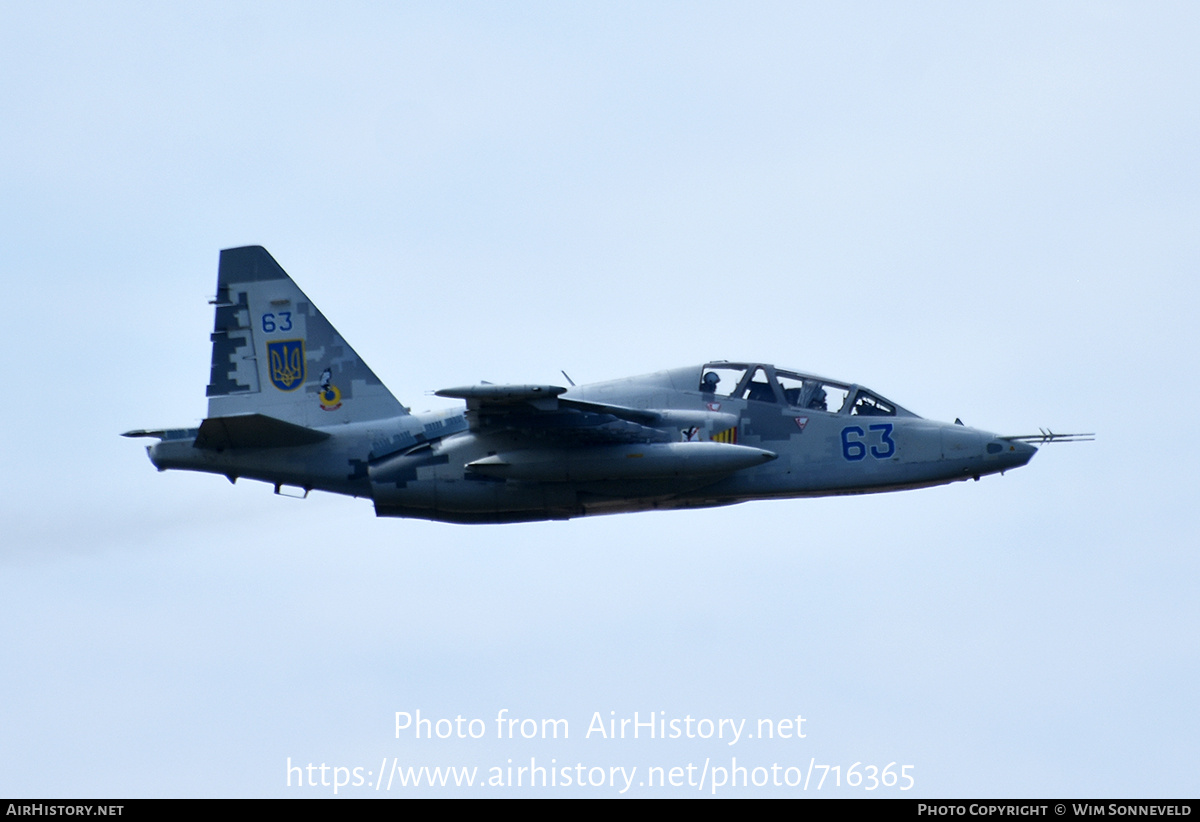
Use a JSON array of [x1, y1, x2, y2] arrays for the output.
[[807, 387, 828, 411], [700, 372, 720, 393]]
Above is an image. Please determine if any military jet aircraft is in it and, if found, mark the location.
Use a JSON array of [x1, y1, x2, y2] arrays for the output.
[[125, 247, 1089, 524]]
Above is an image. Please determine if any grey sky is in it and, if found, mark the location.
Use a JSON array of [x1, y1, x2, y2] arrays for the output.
[[2, 2, 1197, 796]]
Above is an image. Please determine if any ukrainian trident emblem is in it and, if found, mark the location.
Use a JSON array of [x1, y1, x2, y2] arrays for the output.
[[267, 339, 305, 391]]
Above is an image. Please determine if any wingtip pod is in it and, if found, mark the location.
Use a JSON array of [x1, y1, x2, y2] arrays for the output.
[[205, 246, 409, 427]]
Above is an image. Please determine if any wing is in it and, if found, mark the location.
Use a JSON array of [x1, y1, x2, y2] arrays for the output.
[[434, 384, 653, 444], [434, 384, 742, 442], [434, 384, 776, 482]]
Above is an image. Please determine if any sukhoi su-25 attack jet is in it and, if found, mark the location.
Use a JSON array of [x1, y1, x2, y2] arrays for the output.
[[125, 247, 1090, 524]]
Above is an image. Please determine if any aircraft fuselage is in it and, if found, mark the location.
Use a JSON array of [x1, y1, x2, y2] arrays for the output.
[[146, 364, 1036, 524], [129, 248, 1048, 525]]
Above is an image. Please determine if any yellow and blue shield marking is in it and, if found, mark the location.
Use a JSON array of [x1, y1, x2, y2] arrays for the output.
[[267, 339, 305, 391]]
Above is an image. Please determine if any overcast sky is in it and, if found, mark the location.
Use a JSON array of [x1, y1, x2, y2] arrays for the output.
[[3, 2, 1197, 797]]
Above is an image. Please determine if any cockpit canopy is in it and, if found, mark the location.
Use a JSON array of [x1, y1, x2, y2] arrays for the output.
[[698, 362, 917, 418]]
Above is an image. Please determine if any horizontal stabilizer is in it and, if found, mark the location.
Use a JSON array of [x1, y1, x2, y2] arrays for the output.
[[194, 414, 331, 450]]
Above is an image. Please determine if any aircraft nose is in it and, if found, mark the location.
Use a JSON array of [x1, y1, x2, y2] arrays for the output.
[[989, 438, 1037, 468]]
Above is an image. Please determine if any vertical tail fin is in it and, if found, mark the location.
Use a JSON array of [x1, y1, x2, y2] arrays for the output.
[[205, 246, 408, 427]]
